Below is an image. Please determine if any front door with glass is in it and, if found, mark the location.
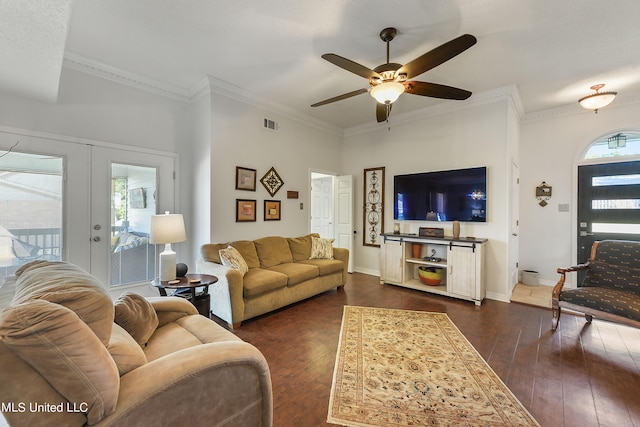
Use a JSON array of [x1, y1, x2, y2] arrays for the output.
[[577, 160, 640, 281]]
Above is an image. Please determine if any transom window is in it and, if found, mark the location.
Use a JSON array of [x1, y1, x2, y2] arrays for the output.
[[584, 132, 640, 159]]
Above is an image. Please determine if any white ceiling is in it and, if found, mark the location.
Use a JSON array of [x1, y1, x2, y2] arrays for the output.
[[3, 0, 640, 129]]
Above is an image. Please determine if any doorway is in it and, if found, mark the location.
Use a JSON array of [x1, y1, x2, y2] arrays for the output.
[[577, 133, 640, 281], [310, 173, 334, 237], [310, 171, 354, 272]]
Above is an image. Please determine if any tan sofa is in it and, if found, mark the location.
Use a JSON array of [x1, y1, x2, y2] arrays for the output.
[[196, 234, 349, 328], [0, 261, 272, 426]]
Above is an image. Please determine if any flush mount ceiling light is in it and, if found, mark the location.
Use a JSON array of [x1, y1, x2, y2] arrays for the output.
[[578, 84, 617, 113]]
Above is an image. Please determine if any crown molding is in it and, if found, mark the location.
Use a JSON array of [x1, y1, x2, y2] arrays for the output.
[[200, 75, 344, 137], [344, 85, 522, 137], [63, 52, 192, 102], [65, 51, 640, 135], [522, 90, 640, 122], [62, 53, 344, 137]]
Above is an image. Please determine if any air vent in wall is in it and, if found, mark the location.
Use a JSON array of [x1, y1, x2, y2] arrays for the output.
[[263, 118, 279, 132]]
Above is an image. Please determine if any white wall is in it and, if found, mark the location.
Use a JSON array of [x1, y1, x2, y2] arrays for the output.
[[343, 98, 514, 301], [188, 92, 212, 266], [519, 101, 640, 285], [193, 89, 344, 249]]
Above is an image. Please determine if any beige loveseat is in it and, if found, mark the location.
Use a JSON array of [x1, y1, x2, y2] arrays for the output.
[[197, 234, 349, 328], [0, 261, 272, 426]]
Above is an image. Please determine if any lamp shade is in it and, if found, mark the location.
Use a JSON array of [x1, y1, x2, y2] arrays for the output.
[[370, 81, 405, 104], [149, 212, 186, 244]]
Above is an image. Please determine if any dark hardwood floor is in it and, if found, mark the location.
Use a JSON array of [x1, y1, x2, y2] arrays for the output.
[[214, 273, 640, 427]]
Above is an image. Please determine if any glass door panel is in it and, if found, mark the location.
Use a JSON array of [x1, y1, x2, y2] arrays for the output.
[[110, 163, 157, 286], [0, 152, 63, 281]]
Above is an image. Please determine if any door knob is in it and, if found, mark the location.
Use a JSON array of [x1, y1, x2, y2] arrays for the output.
[[93, 236, 101, 242], [93, 224, 102, 230]]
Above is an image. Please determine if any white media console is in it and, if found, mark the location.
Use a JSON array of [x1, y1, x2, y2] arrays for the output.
[[380, 233, 487, 306]]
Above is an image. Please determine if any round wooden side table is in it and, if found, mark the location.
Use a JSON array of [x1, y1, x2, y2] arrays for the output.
[[152, 273, 218, 317]]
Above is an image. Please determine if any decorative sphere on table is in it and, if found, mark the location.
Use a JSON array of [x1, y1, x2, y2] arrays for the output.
[[176, 263, 188, 277]]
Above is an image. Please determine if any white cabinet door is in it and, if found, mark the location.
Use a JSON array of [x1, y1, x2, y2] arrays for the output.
[[448, 245, 476, 298], [381, 239, 403, 284]]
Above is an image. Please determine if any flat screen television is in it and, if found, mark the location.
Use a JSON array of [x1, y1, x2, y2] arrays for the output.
[[394, 167, 487, 222]]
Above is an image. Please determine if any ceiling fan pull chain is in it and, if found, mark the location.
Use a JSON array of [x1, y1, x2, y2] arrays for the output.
[[386, 103, 391, 131]]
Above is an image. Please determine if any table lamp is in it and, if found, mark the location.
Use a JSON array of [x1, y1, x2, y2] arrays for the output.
[[150, 212, 186, 281]]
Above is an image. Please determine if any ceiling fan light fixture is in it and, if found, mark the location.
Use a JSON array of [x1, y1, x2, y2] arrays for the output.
[[578, 84, 617, 112], [370, 81, 405, 104]]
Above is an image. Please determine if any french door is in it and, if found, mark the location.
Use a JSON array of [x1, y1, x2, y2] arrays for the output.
[[577, 160, 640, 281], [0, 129, 176, 288], [90, 146, 176, 287]]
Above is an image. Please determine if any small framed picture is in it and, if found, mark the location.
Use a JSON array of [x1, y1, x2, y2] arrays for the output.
[[129, 187, 146, 209], [264, 200, 281, 221], [236, 199, 257, 222], [236, 167, 256, 191]]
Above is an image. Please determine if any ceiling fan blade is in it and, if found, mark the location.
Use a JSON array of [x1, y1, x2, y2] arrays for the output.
[[376, 103, 391, 122], [404, 81, 472, 100], [311, 88, 369, 107], [322, 54, 381, 80], [396, 34, 477, 80]]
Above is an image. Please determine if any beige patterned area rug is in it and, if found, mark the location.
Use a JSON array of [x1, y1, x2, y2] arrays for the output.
[[328, 306, 540, 427]]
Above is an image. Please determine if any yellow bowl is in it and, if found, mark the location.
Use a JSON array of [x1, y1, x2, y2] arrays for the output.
[[418, 267, 444, 286]]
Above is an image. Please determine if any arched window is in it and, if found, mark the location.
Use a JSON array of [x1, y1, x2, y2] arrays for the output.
[[584, 132, 640, 159]]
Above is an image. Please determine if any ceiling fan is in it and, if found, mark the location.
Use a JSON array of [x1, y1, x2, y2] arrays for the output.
[[311, 28, 477, 123]]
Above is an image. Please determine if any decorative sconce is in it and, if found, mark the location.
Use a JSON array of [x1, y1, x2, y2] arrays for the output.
[[536, 182, 552, 207]]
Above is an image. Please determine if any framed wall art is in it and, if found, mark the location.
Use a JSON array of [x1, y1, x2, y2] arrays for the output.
[[129, 187, 146, 209], [236, 199, 257, 222], [264, 200, 281, 221], [236, 166, 257, 191], [261, 167, 284, 197], [363, 167, 385, 247]]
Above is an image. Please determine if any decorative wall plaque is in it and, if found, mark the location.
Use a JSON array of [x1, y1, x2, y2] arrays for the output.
[[260, 167, 284, 197], [363, 167, 385, 247]]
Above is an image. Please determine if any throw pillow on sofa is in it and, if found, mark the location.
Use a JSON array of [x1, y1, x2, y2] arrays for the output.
[[310, 237, 334, 259], [219, 246, 249, 275]]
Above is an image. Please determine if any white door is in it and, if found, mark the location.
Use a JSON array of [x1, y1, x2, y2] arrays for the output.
[[90, 146, 176, 287], [509, 161, 520, 289], [311, 176, 333, 236], [335, 175, 354, 272]]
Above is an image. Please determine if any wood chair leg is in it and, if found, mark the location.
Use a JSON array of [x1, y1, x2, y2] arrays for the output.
[[585, 314, 593, 323], [551, 307, 561, 331]]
